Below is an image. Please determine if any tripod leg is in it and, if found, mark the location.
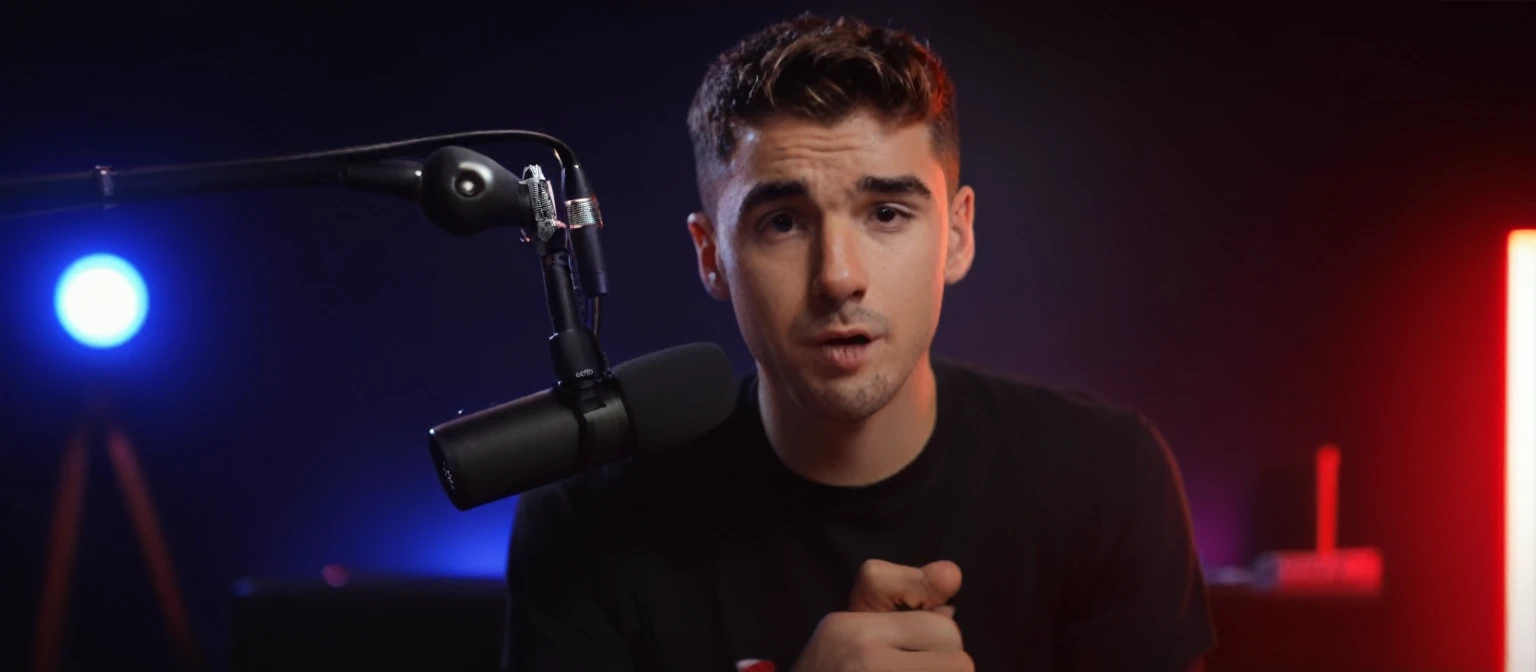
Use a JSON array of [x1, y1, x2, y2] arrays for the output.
[[33, 425, 90, 672], [105, 427, 202, 671]]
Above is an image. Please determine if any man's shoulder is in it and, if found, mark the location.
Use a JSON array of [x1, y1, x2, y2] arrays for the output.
[[935, 356, 1149, 432], [933, 355, 1167, 474]]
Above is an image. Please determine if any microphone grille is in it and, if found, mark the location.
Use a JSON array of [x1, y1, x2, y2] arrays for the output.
[[564, 197, 603, 229], [522, 164, 560, 239], [529, 182, 557, 223]]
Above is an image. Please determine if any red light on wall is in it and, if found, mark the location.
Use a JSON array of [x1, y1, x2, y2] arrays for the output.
[[1252, 444, 1382, 596], [1506, 230, 1536, 672], [1317, 443, 1340, 555]]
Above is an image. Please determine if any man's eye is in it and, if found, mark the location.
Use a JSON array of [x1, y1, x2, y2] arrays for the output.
[[767, 212, 796, 233], [874, 206, 910, 224]]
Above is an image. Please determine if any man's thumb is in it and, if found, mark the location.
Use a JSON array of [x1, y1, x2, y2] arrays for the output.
[[921, 560, 963, 603]]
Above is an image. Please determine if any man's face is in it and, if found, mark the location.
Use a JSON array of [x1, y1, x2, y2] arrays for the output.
[[688, 108, 976, 422]]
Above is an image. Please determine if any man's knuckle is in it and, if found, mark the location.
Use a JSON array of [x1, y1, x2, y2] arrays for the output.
[[957, 652, 976, 672], [856, 558, 886, 580], [917, 611, 961, 641], [942, 616, 964, 645], [820, 610, 853, 633]]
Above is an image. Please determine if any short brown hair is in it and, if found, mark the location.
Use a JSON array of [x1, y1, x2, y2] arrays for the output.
[[686, 14, 960, 211]]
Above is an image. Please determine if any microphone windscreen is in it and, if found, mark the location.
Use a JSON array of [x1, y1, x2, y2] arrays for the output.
[[611, 342, 738, 454]]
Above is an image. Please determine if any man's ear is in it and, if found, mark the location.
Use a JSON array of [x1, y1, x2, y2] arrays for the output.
[[944, 185, 977, 285], [688, 211, 730, 300]]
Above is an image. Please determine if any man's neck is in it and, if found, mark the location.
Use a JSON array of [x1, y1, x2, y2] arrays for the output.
[[757, 355, 939, 487]]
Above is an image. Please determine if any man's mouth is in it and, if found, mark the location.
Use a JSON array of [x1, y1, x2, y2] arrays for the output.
[[811, 331, 877, 371], [821, 334, 873, 346]]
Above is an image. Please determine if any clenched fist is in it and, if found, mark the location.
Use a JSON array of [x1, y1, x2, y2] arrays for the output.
[[790, 559, 970, 672], [791, 610, 972, 672]]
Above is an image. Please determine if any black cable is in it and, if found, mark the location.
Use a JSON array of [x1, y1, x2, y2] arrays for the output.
[[202, 129, 579, 170]]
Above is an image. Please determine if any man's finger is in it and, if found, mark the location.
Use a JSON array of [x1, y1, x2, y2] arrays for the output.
[[870, 610, 965, 653], [921, 560, 962, 605], [871, 650, 975, 672], [848, 559, 927, 611], [848, 559, 963, 612]]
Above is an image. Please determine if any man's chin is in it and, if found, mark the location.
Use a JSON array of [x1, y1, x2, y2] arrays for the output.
[[791, 372, 896, 424]]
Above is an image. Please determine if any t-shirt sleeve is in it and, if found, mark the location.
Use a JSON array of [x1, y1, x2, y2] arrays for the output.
[[503, 483, 636, 672], [1053, 413, 1216, 671]]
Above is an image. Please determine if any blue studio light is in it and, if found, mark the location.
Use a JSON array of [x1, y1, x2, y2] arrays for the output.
[[55, 253, 149, 349]]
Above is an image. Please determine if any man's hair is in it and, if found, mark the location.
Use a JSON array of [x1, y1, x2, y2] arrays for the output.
[[686, 14, 960, 212]]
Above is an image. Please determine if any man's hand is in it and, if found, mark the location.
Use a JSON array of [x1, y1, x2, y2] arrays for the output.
[[790, 559, 971, 671], [790, 610, 972, 672], [847, 559, 962, 615]]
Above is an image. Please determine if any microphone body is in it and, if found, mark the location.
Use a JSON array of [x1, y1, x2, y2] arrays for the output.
[[560, 164, 609, 297], [428, 342, 737, 510]]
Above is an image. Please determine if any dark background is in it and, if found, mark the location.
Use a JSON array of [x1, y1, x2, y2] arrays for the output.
[[2, 2, 1532, 670]]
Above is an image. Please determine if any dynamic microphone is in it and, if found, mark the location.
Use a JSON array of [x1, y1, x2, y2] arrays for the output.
[[427, 342, 738, 510]]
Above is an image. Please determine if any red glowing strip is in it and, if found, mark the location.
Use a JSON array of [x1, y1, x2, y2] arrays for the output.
[[1316, 443, 1339, 554], [1506, 230, 1536, 672]]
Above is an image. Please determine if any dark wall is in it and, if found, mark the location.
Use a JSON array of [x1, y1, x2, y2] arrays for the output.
[[1, 2, 1532, 670]]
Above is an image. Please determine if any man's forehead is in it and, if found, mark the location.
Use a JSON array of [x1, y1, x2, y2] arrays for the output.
[[724, 121, 940, 192], [732, 115, 931, 168]]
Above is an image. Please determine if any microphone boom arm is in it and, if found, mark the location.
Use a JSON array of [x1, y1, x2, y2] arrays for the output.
[[0, 129, 574, 210], [0, 130, 609, 380]]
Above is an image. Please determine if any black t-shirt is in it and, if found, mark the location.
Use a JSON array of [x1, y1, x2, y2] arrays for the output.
[[504, 357, 1215, 671]]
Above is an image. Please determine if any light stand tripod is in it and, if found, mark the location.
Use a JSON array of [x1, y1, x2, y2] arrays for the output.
[[33, 400, 200, 671]]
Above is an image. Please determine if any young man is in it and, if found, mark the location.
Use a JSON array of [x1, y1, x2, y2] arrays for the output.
[[505, 14, 1214, 672]]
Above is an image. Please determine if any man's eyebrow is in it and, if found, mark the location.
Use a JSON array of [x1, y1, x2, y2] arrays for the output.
[[737, 180, 809, 220], [859, 175, 932, 199]]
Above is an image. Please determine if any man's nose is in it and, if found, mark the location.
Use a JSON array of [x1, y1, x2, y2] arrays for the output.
[[812, 218, 869, 305]]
